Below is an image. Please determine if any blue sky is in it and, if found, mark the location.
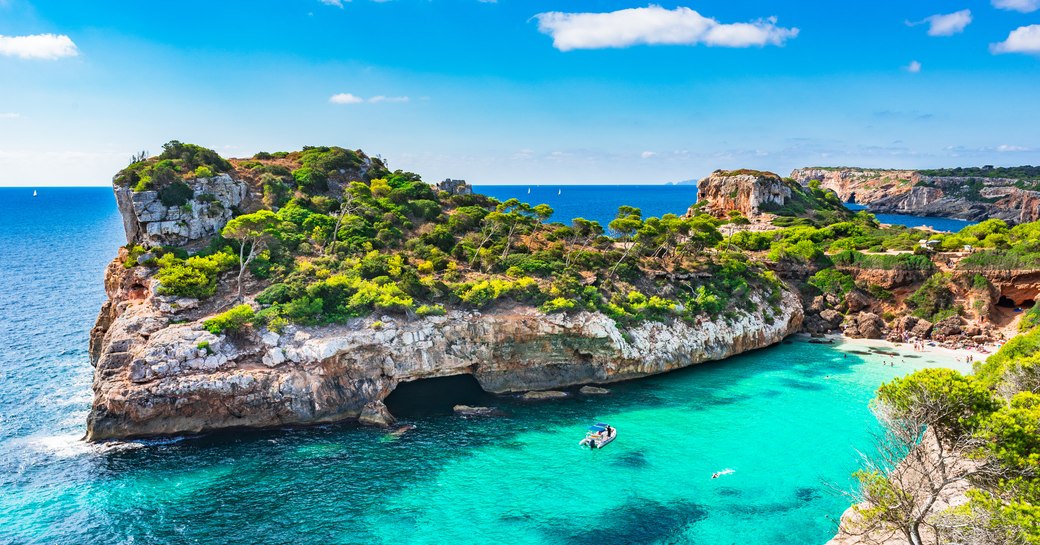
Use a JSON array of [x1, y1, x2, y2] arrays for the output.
[[0, 0, 1038, 186]]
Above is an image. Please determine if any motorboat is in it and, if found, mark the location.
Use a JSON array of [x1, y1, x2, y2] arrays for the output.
[[579, 422, 616, 449]]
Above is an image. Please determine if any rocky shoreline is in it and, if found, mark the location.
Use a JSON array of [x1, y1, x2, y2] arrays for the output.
[[87, 247, 803, 440], [791, 167, 1040, 224]]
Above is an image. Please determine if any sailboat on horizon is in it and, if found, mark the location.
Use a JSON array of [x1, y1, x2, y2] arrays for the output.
[[32, 190, 37, 197]]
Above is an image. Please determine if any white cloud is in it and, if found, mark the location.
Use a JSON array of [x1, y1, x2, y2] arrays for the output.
[[992, 0, 1040, 13], [319, 0, 345, 7], [998, 144, 1031, 152], [329, 93, 364, 104], [905, 60, 922, 73], [0, 34, 78, 60], [533, 6, 798, 51], [368, 95, 409, 103], [640, 151, 657, 159], [992, 24, 1040, 54], [909, 10, 972, 36], [330, 93, 410, 104]]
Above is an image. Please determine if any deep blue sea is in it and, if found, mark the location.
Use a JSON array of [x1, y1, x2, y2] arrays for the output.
[[0, 186, 969, 545], [477, 185, 976, 233]]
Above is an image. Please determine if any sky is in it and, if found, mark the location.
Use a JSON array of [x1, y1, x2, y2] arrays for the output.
[[0, 0, 1038, 186]]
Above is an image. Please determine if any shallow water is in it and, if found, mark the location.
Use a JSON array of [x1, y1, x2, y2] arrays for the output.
[[0, 187, 968, 545]]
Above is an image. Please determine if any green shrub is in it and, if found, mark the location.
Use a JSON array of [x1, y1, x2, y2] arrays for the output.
[[194, 165, 214, 178], [159, 181, 194, 207], [906, 273, 956, 322], [155, 251, 237, 299], [807, 269, 854, 296], [416, 304, 447, 317], [1020, 305, 1040, 332], [203, 304, 255, 335], [541, 297, 577, 313]]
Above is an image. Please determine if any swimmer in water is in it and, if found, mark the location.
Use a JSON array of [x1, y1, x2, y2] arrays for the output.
[[711, 472, 719, 479]]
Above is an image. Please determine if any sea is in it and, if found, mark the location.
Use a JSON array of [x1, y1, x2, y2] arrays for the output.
[[477, 185, 976, 233], [0, 186, 972, 545]]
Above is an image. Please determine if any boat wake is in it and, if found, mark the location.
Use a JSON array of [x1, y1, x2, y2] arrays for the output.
[[711, 468, 735, 479]]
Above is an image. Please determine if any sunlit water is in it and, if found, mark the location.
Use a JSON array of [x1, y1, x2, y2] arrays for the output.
[[477, 185, 977, 233], [0, 187, 969, 544]]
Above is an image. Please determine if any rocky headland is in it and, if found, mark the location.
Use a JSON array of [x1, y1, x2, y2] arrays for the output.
[[87, 147, 1040, 442], [88, 253, 800, 439], [87, 144, 805, 440], [791, 166, 1040, 224]]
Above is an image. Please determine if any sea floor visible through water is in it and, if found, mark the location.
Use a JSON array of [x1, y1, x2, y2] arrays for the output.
[[2, 335, 968, 545], [0, 187, 973, 545]]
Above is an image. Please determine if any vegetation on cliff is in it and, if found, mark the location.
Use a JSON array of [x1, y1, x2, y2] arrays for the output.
[[918, 165, 1040, 181], [118, 142, 785, 330]]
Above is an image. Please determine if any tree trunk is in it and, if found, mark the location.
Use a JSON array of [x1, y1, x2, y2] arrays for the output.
[[237, 240, 256, 301], [609, 240, 635, 279], [501, 221, 519, 259]]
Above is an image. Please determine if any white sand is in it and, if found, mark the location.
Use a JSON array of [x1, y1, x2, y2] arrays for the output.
[[831, 336, 986, 375]]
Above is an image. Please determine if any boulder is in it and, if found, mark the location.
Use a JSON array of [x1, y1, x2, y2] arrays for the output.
[[579, 386, 611, 395], [819, 309, 844, 330], [358, 400, 395, 427], [846, 312, 884, 339], [522, 390, 568, 400], [844, 290, 871, 313], [933, 316, 964, 338], [911, 318, 933, 339], [453, 405, 502, 417]]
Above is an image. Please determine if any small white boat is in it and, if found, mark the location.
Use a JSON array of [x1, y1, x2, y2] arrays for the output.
[[33, 190, 37, 197], [527, 187, 531, 194], [557, 189, 561, 196], [579, 422, 616, 449]]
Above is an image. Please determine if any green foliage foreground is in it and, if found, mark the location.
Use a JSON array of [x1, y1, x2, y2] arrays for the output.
[[851, 324, 1040, 543]]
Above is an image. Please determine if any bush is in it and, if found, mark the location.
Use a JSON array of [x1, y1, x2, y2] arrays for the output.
[[541, 297, 577, 313], [416, 304, 447, 317], [159, 181, 194, 207], [808, 269, 854, 296], [455, 277, 539, 308], [155, 251, 237, 299], [204, 304, 255, 335], [906, 273, 956, 322], [194, 165, 214, 178]]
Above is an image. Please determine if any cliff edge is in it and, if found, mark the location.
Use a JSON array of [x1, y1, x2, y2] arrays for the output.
[[87, 143, 804, 440]]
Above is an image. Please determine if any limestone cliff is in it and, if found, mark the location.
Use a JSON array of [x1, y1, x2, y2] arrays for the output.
[[693, 170, 790, 218], [87, 251, 803, 440], [869, 181, 1040, 224], [789, 168, 917, 205], [114, 174, 251, 248], [792, 167, 1040, 224]]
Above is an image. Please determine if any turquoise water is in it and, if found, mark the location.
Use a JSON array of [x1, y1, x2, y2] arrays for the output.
[[0, 187, 968, 545]]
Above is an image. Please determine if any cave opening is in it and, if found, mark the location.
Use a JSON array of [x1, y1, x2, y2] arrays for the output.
[[384, 374, 492, 417], [997, 296, 1016, 308], [847, 192, 857, 205]]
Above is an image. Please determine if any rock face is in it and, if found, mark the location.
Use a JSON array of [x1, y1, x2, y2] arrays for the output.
[[114, 174, 250, 248], [86, 260, 804, 440], [844, 312, 885, 339], [790, 168, 917, 204], [358, 400, 395, 427], [694, 170, 791, 218], [868, 185, 991, 222], [793, 167, 1040, 224]]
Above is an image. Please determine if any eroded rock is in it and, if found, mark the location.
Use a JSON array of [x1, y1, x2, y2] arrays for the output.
[[358, 400, 396, 427]]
